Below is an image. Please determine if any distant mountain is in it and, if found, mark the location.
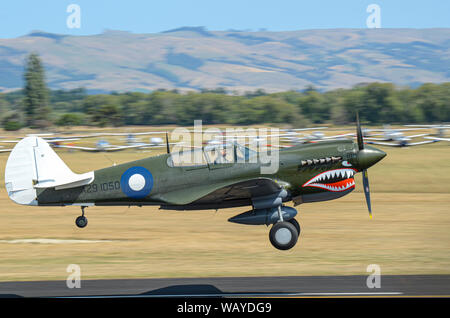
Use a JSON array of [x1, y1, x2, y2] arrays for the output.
[[0, 27, 449, 93]]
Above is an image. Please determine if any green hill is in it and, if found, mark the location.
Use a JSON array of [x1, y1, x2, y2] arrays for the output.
[[0, 27, 449, 92]]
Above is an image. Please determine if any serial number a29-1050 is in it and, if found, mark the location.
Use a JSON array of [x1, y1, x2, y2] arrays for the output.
[[83, 181, 120, 194]]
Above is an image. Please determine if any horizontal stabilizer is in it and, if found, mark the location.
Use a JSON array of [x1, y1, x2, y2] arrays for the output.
[[33, 174, 94, 190]]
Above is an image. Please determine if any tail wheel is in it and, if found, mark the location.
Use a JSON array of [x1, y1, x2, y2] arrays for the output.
[[75, 216, 88, 228], [269, 221, 298, 250]]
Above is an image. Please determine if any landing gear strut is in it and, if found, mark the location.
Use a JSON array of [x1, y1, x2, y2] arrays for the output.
[[228, 204, 300, 250], [75, 206, 88, 228], [269, 206, 300, 250]]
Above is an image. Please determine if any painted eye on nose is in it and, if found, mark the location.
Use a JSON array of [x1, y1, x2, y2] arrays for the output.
[[342, 160, 352, 167]]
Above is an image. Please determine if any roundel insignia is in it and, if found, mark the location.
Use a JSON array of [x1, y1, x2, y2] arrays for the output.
[[120, 166, 153, 199]]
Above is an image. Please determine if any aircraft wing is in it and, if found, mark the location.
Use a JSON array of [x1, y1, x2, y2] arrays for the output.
[[88, 131, 167, 137], [139, 143, 176, 148], [286, 127, 328, 131], [365, 141, 401, 147], [216, 132, 298, 139], [41, 132, 166, 140], [158, 177, 283, 208], [407, 133, 429, 138], [425, 137, 450, 142], [45, 138, 81, 143], [241, 143, 292, 149], [406, 140, 440, 146], [102, 144, 157, 152], [395, 128, 428, 131], [103, 144, 164, 152], [262, 144, 293, 148], [127, 131, 167, 136], [364, 137, 389, 141], [54, 143, 164, 152], [322, 133, 354, 139], [366, 140, 440, 147], [54, 145, 103, 152]]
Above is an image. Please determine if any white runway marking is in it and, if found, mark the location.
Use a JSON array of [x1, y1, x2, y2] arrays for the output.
[[0, 238, 116, 244]]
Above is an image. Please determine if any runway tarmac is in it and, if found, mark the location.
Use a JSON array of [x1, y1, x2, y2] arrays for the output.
[[0, 275, 449, 297]]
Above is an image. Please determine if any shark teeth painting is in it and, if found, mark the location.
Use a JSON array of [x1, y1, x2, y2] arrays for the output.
[[302, 168, 358, 192]]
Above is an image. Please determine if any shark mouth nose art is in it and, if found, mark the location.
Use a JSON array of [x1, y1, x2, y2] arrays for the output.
[[302, 168, 357, 192]]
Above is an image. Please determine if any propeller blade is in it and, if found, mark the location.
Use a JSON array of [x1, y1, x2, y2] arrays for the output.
[[356, 112, 364, 151], [165, 132, 170, 154], [362, 169, 372, 218]]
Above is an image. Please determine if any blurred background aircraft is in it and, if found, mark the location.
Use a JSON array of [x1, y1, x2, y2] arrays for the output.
[[1, 125, 446, 152]]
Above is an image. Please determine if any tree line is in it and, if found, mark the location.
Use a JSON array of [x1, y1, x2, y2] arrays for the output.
[[1, 54, 449, 130]]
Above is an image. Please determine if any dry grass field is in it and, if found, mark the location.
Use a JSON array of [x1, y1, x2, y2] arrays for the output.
[[0, 126, 449, 281]]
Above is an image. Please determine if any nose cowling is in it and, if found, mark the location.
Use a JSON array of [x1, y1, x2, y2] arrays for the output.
[[357, 146, 386, 170]]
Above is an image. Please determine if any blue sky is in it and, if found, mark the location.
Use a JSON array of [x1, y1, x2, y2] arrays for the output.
[[0, 0, 449, 38]]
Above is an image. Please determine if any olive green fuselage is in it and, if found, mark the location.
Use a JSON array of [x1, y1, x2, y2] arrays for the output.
[[36, 140, 362, 208]]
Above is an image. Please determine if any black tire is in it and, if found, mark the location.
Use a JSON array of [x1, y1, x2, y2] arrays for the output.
[[288, 218, 301, 235], [75, 216, 88, 228], [269, 221, 298, 250]]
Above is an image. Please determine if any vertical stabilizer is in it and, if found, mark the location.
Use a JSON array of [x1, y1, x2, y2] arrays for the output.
[[5, 137, 93, 206]]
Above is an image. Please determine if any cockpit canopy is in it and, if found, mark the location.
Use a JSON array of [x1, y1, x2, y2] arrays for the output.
[[167, 143, 256, 167]]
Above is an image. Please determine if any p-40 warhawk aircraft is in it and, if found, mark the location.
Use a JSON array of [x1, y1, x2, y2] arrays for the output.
[[4, 118, 386, 250]]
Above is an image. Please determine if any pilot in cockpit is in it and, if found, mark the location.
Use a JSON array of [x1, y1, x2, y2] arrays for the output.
[[214, 148, 228, 164]]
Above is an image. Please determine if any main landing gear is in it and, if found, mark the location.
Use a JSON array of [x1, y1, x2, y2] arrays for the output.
[[228, 204, 301, 250], [269, 221, 297, 250], [269, 218, 301, 251], [75, 206, 88, 228]]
